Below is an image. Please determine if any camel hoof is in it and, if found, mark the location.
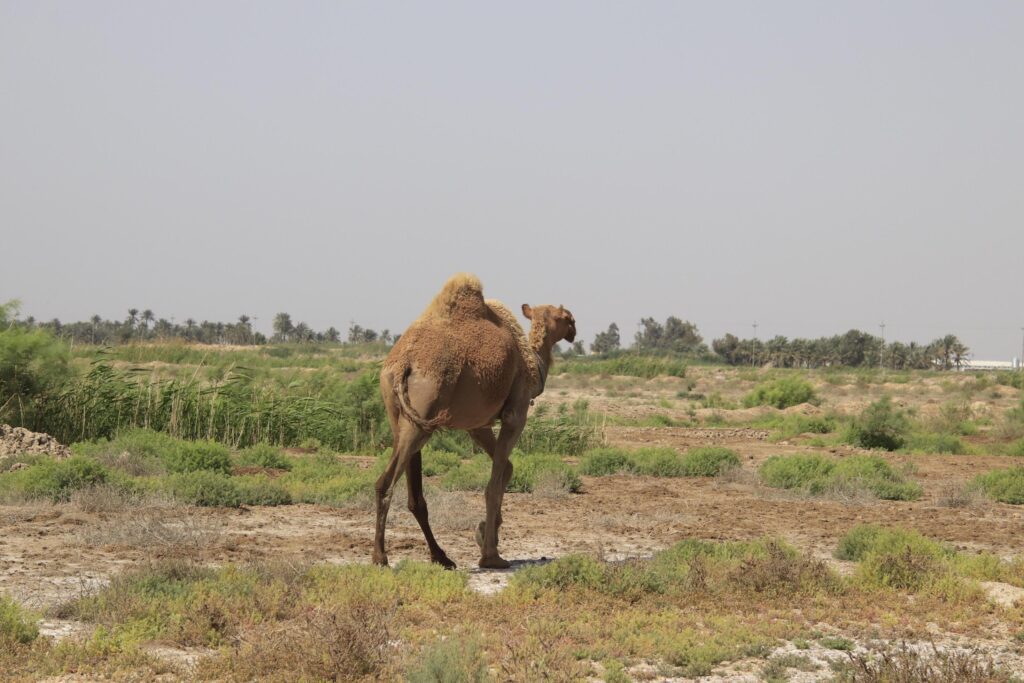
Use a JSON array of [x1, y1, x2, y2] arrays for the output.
[[479, 555, 511, 570], [432, 554, 457, 570], [372, 553, 389, 567]]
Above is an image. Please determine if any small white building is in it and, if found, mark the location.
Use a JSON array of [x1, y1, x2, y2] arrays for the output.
[[958, 359, 1018, 371]]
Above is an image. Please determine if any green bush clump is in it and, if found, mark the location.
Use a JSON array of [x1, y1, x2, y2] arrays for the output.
[[835, 525, 949, 562], [279, 455, 377, 506], [628, 448, 686, 477], [759, 454, 921, 501], [235, 475, 292, 506], [579, 447, 631, 476], [518, 401, 601, 455], [0, 596, 39, 645], [421, 448, 462, 477], [406, 638, 489, 683], [578, 446, 739, 478], [509, 452, 581, 493], [1006, 439, 1024, 457], [973, 468, 1024, 505], [907, 433, 966, 455], [236, 443, 292, 471], [163, 440, 233, 474], [440, 456, 492, 491], [845, 397, 911, 451], [0, 455, 109, 503], [743, 377, 817, 409], [71, 429, 232, 475], [680, 447, 740, 476], [166, 471, 242, 507]]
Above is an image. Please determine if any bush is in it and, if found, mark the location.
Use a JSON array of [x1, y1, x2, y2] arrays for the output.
[[628, 447, 686, 477], [742, 377, 817, 409], [759, 454, 834, 490], [906, 433, 966, 455], [973, 468, 1024, 505], [163, 440, 232, 474], [72, 430, 233, 475], [166, 471, 242, 507], [421, 448, 463, 477], [509, 452, 581, 494], [0, 455, 109, 502], [759, 454, 921, 501], [0, 301, 72, 426], [835, 525, 949, 562], [236, 475, 293, 506], [845, 397, 911, 450], [236, 443, 292, 471], [579, 447, 631, 476], [680, 447, 740, 476], [0, 596, 38, 645], [518, 401, 601, 455], [406, 638, 489, 683]]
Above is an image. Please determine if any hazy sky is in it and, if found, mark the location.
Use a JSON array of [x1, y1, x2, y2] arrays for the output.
[[2, 2, 1022, 358]]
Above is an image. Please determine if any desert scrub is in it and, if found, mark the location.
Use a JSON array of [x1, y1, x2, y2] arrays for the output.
[[165, 471, 242, 507], [742, 376, 817, 409], [0, 455, 109, 503], [759, 454, 922, 501], [905, 432, 967, 454], [0, 596, 39, 645], [235, 475, 292, 506], [972, 467, 1024, 504], [558, 353, 687, 378], [518, 400, 602, 455], [441, 451, 581, 494], [406, 637, 489, 683], [578, 446, 739, 478], [73, 429, 232, 475], [759, 412, 839, 440], [420, 447, 463, 476], [845, 397, 911, 450], [512, 538, 839, 601], [278, 453, 377, 506], [835, 524, 1024, 590], [234, 443, 292, 470]]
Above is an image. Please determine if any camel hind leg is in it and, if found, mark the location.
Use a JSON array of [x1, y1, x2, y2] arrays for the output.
[[373, 419, 431, 566], [406, 449, 455, 568]]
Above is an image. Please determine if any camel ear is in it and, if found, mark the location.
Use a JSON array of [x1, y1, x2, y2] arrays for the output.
[[521, 304, 533, 319]]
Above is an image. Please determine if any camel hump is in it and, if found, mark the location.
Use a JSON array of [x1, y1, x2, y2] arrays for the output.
[[418, 272, 488, 322]]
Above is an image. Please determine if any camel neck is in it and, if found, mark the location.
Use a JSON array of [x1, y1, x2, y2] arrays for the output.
[[528, 324, 555, 380]]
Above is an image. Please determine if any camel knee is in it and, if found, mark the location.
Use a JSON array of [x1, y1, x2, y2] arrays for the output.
[[407, 495, 426, 515]]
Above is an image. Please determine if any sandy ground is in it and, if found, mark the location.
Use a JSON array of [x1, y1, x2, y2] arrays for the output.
[[3, 426, 1023, 612]]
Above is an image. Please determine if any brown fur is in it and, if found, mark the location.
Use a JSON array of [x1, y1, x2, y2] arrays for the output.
[[374, 273, 576, 569]]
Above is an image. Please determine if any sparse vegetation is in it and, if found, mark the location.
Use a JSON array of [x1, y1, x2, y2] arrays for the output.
[[759, 454, 922, 500], [845, 397, 911, 451], [743, 376, 817, 409], [579, 446, 739, 478], [973, 467, 1024, 505]]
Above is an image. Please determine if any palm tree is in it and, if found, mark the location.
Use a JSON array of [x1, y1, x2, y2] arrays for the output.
[[184, 318, 196, 341], [141, 309, 154, 335], [273, 313, 294, 342], [90, 314, 101, 344]]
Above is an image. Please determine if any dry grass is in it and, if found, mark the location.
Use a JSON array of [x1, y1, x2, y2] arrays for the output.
[[197, 599, 397, 681], [934, 481, 988, 509], [77, 507, 223, 551], [833, 642, 1020, 682]]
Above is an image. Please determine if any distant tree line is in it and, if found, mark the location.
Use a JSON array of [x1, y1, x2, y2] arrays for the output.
[[14, 309, 389, 347], [589, 317, 970, 370]]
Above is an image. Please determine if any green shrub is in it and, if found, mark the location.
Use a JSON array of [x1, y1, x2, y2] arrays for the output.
[[0, 596, 39, 645], [0, 455, 109, 502], [627, 447, 686, 477], [166, 471, 242, 507], [512, 554, 607, 592], [421, 448, 463, 477], [579, 447, 631, 476], [743, 377, 817, 409], [973, 468, 1024, 505], [0, 301, 72, 426], [406, 637, 489, 683], [835, 525, 949, 562], [518, 401, 601, 455], [759, 454, 921, 501], [845, 397, 911, 451], [509, 452, 581, 494], [440, 456, 492, 491], [759, 454, 834, 490], [680, 447, 740, 476], [1006, 439, 1024, 457], [163, 440, 232, 474], [236, 443, 292, 471], [907, 433, 966, 455], [236, 475, 293, 506]]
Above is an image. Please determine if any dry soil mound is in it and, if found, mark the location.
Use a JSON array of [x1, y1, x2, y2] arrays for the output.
[[0, 424, 71, 459]]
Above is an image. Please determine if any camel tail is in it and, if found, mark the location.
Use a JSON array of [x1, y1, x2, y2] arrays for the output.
[[394, 365, 449, 432]]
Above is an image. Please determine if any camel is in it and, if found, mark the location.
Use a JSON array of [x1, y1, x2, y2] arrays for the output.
[[374, 273, 576, 569]]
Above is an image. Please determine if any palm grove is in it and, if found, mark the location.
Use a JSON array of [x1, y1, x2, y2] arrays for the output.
[[13, 304, 972, 371]]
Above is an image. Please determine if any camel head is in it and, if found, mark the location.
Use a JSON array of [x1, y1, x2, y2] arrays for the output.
[[521, 303, 576, 344]]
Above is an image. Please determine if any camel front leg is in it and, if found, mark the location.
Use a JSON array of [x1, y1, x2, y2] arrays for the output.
[[479, 410, 525, 569]]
